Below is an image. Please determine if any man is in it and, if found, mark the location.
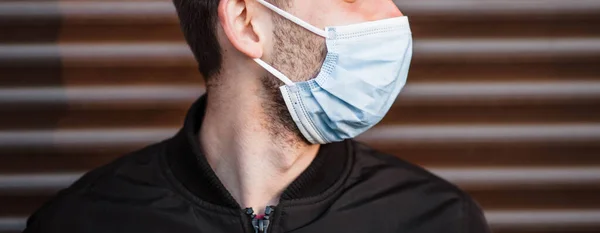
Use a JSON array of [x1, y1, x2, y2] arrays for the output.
[[24, 0, 491, 232]]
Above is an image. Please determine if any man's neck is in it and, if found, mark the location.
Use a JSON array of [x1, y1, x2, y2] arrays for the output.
[[199, 87, 320, 214]]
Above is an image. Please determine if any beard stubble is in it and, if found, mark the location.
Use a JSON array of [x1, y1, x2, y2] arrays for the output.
[[259, 9, 327, 146]]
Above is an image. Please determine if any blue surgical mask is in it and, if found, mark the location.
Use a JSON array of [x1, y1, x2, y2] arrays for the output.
[[255, 0, 413, 144]]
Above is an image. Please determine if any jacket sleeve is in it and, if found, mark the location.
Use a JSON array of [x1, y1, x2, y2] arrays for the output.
[[463, 197, 492, 233]]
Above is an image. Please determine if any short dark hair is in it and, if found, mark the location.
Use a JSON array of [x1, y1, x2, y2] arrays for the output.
[[173, 0, 222, 80]]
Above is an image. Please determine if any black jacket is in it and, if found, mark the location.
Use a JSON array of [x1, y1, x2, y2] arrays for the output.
[[24, 96, 491, 233]]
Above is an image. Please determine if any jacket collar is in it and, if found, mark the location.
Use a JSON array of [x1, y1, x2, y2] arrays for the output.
[[165, 95, 353, 210]]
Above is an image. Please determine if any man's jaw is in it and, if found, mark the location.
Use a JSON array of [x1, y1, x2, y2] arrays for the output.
[[259, 74, 312, 148]]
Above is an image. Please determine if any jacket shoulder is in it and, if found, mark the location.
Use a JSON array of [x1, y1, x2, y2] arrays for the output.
[[341, 141, 490, 233], [23, 141, 184, 233]]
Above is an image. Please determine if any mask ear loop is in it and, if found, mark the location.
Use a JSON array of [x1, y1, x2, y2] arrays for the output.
[[256, 0, 328, 38], [253, 0, 328, 86], [253, 58, 294, 86]]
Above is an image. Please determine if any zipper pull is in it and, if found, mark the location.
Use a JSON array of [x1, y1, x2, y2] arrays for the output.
[[245, 206, 276, 233], [245, 208, 259, 233], [260, 206, 275, 233]]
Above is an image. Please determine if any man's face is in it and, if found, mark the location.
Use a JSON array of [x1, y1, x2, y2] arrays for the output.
[[267, 0, 403, 82], [260, 0, 403, 144], [291, 0, 403, 31]]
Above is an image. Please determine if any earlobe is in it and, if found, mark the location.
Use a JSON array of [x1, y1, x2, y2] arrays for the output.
[[218, 0, 264, 59]]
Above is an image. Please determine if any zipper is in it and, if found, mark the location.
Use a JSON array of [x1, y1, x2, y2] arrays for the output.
[[244, 206, 276, 233]]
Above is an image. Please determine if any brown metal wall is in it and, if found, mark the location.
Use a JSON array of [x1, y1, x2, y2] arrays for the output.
[[1, 0, 600, 232]]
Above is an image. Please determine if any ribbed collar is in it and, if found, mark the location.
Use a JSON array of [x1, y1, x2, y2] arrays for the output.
[[165, 95, 350, 209]]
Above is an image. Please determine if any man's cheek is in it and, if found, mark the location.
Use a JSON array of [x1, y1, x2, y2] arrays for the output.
[[338, 0, 403, 21]]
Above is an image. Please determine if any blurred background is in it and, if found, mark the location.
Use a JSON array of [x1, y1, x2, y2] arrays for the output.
[[1, 0, 600, 232]]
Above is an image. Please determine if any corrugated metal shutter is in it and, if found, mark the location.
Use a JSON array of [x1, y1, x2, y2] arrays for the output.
[[1, 0, 599, 232]]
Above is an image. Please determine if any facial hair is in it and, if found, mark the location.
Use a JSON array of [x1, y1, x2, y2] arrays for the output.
[[259, 6, 327, 146]]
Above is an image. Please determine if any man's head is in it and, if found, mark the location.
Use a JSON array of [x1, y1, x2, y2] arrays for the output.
[[173, 0, 402, 144]]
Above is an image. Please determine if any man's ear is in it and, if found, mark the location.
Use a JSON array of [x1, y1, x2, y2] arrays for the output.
[[218, 0, 265, 59]]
